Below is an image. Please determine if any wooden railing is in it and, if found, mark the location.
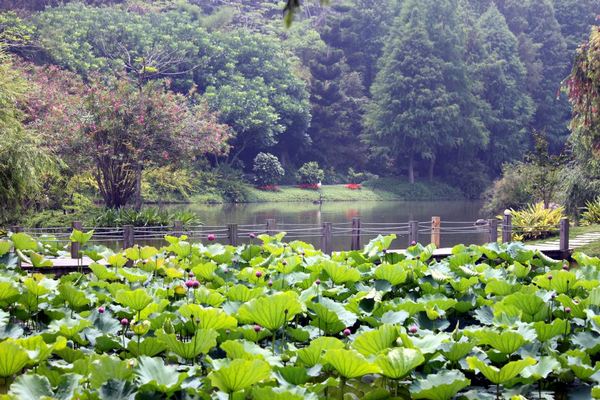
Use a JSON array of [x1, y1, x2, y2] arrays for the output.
[[8, 216, 571, 254]]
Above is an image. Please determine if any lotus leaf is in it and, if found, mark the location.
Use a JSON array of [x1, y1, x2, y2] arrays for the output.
[[322, 349, 381, 378], [410, 370, 470, 400], [237, 291, 303, 330], [208, 358, 271, 393], [467, 356, 536, 384], [352, 324, 398, 356], [115, 289, 153, 312], [375, 347, 424, 378]]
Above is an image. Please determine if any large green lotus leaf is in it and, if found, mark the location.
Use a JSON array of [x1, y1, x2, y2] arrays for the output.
[[400, 332, 451, 355], [373, 263, 408, 286], [555, 294, 587, 319], [468, 329, 529, 354], [127, 337, 167, 358], [352, 324, 398, 356], [484, 279, 518, 296], [237, 291, 303, 330], [191, 262, 218, 281], [467, 356, 536, 384], [135, 356, 184, 392], [23, 276, 57, 297], [178, 304, 237, 330], [226, 284, 264, 302], [252, 386, 313, 400], [49, 317, 92, 339], [532, 270, 576, 294], [28, 252, 53, 268], [0, 282, 19, 305], [309, 297, 357, 331], [9, 374, 53, 399], [322, 261, 361, 284], [440, 340, 475, 363], [567, 355, 600, 380], [220, 340, 279, 365], [208, 358, 271, 393], [521, 356, 560, 380], [70, 229, 94, 245], [322, 349, 381, 378], [394, 300, 426, 316], [297, 337, 345, 367], [18, 335, 66, 364], [99, 379, 137, 400], [117, 268, 149, 283], [501, 293, 548, 322], [375, 347, 424, 379], [9, 373, 79, 400], [107, 253, 128, 268], [89, 356, 134, 389], [11, 233, 37, 251], [364, 234, 397, 258], [449, 277, 479, 293], [0, 240, 11, 256], [276, 366, 310, 385], [157, 329, 217, 359], [194, 287, 225, 307], [139, 300, 169, 320], [0, 341, 29, 377], [89, 263, 118, 281], [59, 283, 89, 310], [410, 370, 470, 400], [115, 289, 153, 312], [592, 386, 600, 399], [533, 319, 569, 342]]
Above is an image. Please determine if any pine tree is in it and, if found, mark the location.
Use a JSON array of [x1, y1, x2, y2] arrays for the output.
[[473, 5, 534, 174]]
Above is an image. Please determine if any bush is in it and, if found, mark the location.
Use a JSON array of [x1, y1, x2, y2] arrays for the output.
[[509, 202, 564, 241], [347, 168, 378, 184], [581, 197, 600, 225], [296, 161, 324, 185], [482, 163, 535, 216], [142, 166, 197, 202], [91, 207, 200, 227], [253, 153, 284, 187]]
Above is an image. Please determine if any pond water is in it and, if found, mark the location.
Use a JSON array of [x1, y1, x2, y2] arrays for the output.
[[169, 200, 486, 251]]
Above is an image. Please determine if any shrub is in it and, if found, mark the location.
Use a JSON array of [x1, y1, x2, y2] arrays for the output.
[[296, 161, 324, 185], [482, 163, 535, 216], [253, 153, 284, 187], [509, 202, 565, 241], [581, 197, 600, 225], [142, 166, 197, 202], [347, 168, 378, 184]]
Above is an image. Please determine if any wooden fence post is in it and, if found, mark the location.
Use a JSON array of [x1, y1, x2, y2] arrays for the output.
[[123, 225, 134, 250], [10, 225, 22, 233], [266, 219, 277, 236], [408, 221, 419, 246], [431, 217, 441, 247], [321, 222, 333, 254], [351, 217, 361, 251], [71, 220, 82, 259], [228, 224, 238, 246], [487, 219, 498, 243], [502, 213, 512, 243], [173, 220, 183, 237], [560, 217, 569, 252]]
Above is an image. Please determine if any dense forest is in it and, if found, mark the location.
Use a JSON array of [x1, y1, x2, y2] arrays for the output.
[[1, 0, 599, 224]]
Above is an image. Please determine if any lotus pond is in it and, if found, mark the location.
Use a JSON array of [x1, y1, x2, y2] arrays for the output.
[[1, 232, 600, 399]]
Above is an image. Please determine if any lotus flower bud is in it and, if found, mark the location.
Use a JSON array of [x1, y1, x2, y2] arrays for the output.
[[268, 280, 273, 287], [343, 328, 351, 336], [255, 270, 263, 278], [254, 324, 262, 332], [249, 232, 257, 239], [410, 241, 416, 246], [547, 274, 553, 281], [163, 318, 175, 334], [315, 279, 321, 286], [409, 325, 418, 334], [98, 306, 105, 314], [192, 280, 200, 289], [562, 263, 569, 271], [185, 280, 194, 288], [207, 233, 216, 241], [120, 318, 129, 326], [565, 307, 572, 314]]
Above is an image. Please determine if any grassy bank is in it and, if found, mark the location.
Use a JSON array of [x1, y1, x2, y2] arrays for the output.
[[189, 178, 465, 204]]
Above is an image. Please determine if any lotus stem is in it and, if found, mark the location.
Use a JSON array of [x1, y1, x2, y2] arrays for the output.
[[339, 376, 346, 400]]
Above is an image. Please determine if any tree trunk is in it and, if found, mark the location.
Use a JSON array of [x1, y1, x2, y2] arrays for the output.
[[408, 154, 415, 184], [133, 164, 142, 211], [428, 156, 435, 182]]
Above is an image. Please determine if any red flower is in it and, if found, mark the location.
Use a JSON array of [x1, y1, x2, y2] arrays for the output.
[[345, 183, 362, 190]]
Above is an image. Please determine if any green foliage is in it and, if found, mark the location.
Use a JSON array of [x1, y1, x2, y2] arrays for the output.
[[296, 162, 324, 185], [509, 202, 565, 240], [581, 197, 600, 225], [1, 231, 600, 397], [252, 152, 285, 187]]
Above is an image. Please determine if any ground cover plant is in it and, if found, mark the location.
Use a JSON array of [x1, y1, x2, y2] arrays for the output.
[[0, 233, 600, 399]]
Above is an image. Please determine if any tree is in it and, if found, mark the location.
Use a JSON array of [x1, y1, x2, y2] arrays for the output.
[[0, 51, 52, 222], [24, 70, 231, 208], [471, 5, 534, 175], [365, 0, 488, 183]]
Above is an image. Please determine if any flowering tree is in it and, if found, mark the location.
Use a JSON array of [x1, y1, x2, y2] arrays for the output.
[[23, 65, 231, 208]]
